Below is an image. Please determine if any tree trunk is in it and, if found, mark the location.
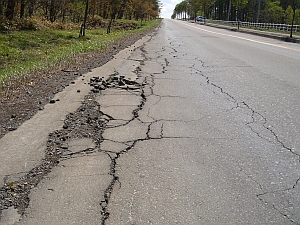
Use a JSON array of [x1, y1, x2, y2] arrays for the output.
[[290, 0, 296, 38], [117, 0, 127, 19], [107, 11, 117, 34], [0, 0, 3, 16], [6, 0, 16, 20], [62, 8, 66, 22], [20, 0, 25, 18], [256, 0, 261, 23], [50, 0, 56, 22], [28, 0, 35, 17], [80, 0, 89, 37], [228, 0, 232, 20], [107, 18, 112, 34]]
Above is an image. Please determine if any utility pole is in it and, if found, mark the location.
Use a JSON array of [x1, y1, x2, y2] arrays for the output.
[[290, 0, 296, 38], [256, 0, 261, 23], [228, 0, 232, 21]]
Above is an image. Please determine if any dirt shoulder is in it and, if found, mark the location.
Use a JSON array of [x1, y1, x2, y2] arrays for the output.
[[0, 31, 149, 139]]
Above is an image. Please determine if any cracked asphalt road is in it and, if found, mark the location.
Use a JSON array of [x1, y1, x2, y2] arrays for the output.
[[1, 19, 300, 224]]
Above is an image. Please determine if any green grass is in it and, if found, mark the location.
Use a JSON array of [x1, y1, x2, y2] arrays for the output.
[[249, 27, 300, 36], [0, 19, 162, 93]]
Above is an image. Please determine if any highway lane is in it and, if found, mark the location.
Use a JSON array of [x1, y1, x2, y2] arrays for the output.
[[187, 19, 300, 157], [177, 19, 300, 154], [106, 19, 300, 224], [175, 20, 300, 85]]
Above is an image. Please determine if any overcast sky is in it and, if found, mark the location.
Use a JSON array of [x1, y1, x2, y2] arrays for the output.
[[160, 0, 181, 19]]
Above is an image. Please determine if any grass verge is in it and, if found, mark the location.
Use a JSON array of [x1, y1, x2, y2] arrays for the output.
[[0, 19, 162, 94], [249, 27, 300, 36]]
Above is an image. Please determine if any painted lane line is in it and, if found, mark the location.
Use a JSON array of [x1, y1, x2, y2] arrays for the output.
[[178, 21, 300, 53]]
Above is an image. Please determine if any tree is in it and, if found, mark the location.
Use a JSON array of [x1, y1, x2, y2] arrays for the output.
[[288, 0, 300, 37], [285, 5, 294, 23], [199, 0, 215, 19], [213, 0, 230, 20], [79, 0, 89, 37], [171, 11, 176, 19], [187, 0, 201, 20], [20, 0, 25, 18], [6, 0, 16, 20], [232, 0, 248, 21], [28, 0, 36, 17], [106, 0, 122, 33], [117, 0, 128, 19], [49, 0, 56, 22], [173, 1, 188, 19], [0, 0, 3, 17], [265, 0, 284, 23], [0, 0, 161, 31]]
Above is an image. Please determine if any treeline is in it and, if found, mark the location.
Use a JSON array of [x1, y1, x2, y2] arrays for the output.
[[172, 0, 300, 24], [0, 0, 161, 30]]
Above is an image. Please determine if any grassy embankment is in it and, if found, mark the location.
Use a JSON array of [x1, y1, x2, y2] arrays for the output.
[[0, 19, 161, 94], [250, 27, 300, 35]]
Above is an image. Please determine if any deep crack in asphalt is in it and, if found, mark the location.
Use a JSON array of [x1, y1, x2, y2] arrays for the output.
[[191, 63, 300, 224], [1, 26, 299, 224]]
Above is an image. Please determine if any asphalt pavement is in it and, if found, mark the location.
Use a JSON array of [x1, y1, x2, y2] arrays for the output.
[[1, 19, 300, 224]]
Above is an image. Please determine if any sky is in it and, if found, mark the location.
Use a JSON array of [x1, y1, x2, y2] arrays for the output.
[[160, 0, 181, 19]]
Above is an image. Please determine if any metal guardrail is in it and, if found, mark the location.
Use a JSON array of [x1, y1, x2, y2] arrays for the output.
[[211, 20, 300, 32]]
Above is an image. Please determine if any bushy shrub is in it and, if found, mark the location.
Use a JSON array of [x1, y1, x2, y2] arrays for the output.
[[87, 15, 108, 28], [0, 18, 39, 31], [41, 20, 79, 30], [15, 18, 39, 30], [0, 16, 139, 33], [0, 17, 80, 32], [113, 20, 139, 31], [0, 19, 13, 32]]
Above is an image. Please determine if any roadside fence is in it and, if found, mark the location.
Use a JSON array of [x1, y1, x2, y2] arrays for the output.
[[210, 20, 300, 33]]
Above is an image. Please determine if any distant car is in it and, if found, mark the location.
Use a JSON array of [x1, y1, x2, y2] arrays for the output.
[[196, 16, 210, 22]]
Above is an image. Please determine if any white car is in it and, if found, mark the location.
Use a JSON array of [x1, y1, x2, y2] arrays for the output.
[[196, 16, 210, 22]]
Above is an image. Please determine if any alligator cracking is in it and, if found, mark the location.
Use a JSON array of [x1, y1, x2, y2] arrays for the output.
[[1, 30, 299, 225], [0, 34, 164, 224], [99, 44, 172, 224]]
